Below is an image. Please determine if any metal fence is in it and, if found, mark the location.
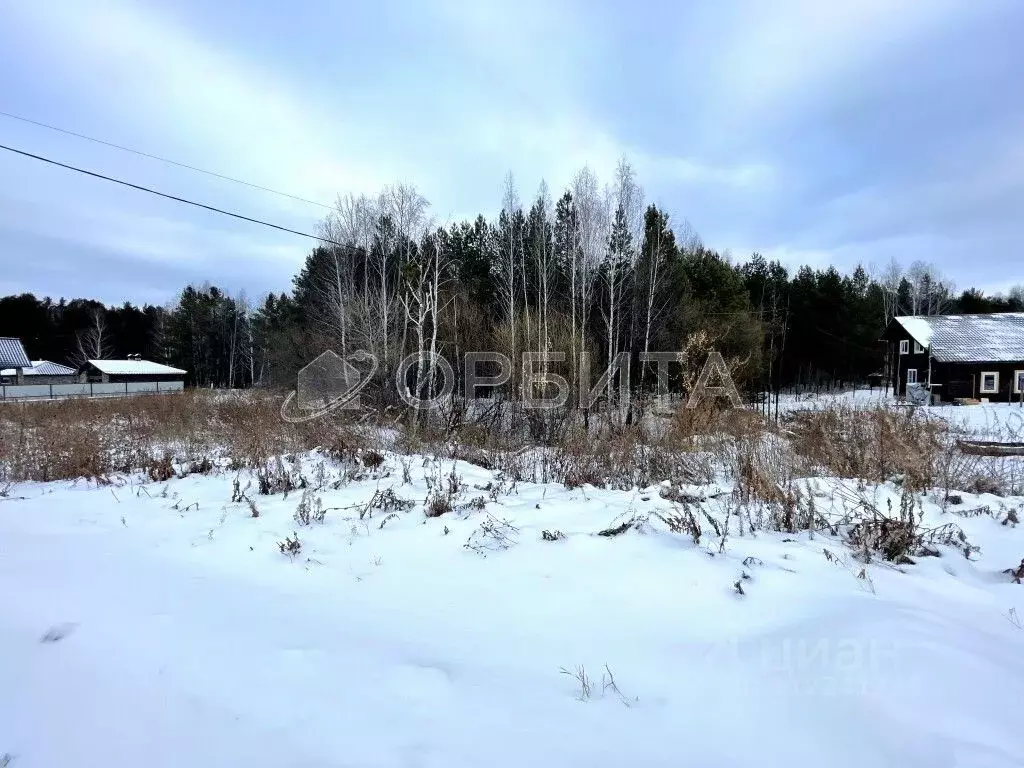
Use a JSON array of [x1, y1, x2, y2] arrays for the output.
[[0, 380, 185, 401]]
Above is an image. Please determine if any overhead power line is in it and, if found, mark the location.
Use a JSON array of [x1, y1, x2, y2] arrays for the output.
[[0, 109, 333, 210], [0, 143, 344, 247]]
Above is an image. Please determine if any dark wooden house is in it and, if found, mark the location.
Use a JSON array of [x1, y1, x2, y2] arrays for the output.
[[881, 313, 1024, 403]]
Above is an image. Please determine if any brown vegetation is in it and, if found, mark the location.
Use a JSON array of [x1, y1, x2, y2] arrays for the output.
[[3, 390, 1020, 568], [0, 391, 367, 484]]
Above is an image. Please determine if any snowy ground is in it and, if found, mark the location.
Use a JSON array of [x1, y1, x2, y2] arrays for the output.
[[3, 443, 1024, 768], [779, 387, 1024, 437]]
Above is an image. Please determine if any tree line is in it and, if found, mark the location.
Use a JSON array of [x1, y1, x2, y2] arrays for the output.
[[4, 161, 1022, 400]]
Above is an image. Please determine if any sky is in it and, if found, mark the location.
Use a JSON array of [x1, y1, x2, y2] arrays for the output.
[[1, 0, 1022, 307]]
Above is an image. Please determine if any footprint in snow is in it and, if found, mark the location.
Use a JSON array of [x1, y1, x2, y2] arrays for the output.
[[40, 622, 78, 644], [391, 661, 455, 708]]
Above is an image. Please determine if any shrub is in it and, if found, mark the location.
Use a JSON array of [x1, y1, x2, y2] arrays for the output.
[[425, 492, 453, 518], [361, 450, 385, 469], [367, 488, 414, 514], [146, 453, 176, 482], [465, 513, 519, 554], [293, 489, 326, 526], [278, 532, 302, 557], [786, 404, 945, 491], [257, 456, 305, 496], [0, 390, 378, 484]]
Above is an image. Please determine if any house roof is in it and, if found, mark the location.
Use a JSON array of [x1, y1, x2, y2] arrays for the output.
[[88, 359, 187, 376], [31, 360, 77, 375], [893, 313, 1024, 363], [0, 337, 31, 369], [0, 360, 77, 376]]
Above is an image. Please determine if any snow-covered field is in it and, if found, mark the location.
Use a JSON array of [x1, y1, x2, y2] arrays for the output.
[[781, 387, 1024, 436], [3, 405, 1024, 766]]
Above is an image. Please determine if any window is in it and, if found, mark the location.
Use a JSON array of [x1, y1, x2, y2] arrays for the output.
[[906, 369, 918, 385], [1015, 370, 1024, 395], [913, 341, 925, 354], [899, 340, 909, 355], [980, 372, 999, 394]]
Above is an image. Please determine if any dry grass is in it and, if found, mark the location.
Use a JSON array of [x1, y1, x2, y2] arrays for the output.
[[785, 403, 1023, 498], [6, 388, 1019, 574], [4, 390, 1020, 553], [0, 391, 372, 484], [785, 404, 945, 491], [667, 402, 767, 445]]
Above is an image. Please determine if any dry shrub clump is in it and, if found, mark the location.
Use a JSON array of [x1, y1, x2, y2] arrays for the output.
[[0, 390, 375, 484], [841, 485, 980, 564], [547, 423, 716, 491], [537, 401, 763, 491], [786, 402, 1022, 497], [664, 403, 798, 508], [785, 404, 946, 491], [932, 444, 1024, 498], [667, 403, 766, 446]]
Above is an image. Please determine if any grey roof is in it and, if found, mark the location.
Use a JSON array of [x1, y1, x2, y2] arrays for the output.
[[894, 313, 1024, 363], [2, 360, 78, 377], [26, 360, 76, 376], [0, 337, 31, 369]]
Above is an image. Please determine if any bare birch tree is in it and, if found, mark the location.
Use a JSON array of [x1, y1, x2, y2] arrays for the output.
[[906, 260, 953, 316], [571, 166, 603, 384], [375, 183, 429, 375], [530, 180, 555, 363], [399, 226, 453, 427], [874, 258, 903, 323], [495, 172, 523, 376], [636, 207, 678, 392], [315, 212, 354, 358], [73, 309, 113, 366], [333, 192, 378, 353]]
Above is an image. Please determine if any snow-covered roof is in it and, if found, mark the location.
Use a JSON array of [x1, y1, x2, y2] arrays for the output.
[[894, 313, 1024, 363], [0, 337, 31, 369], [31, 360, 77, 375], [88, 359, 187, 376], [0, 360, 77, 376], [894, 316, 933, 348]]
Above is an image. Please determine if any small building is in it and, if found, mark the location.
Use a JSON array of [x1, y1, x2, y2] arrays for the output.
[[83, 359, 187, 386], [0, 360, 78, 384], [0, 337, 32, 384], [881, 313, 1024, 403]]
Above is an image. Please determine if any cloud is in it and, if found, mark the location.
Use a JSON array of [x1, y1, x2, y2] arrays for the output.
[[1, 0, 1023, 304], [4, 2, 389, 206]]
